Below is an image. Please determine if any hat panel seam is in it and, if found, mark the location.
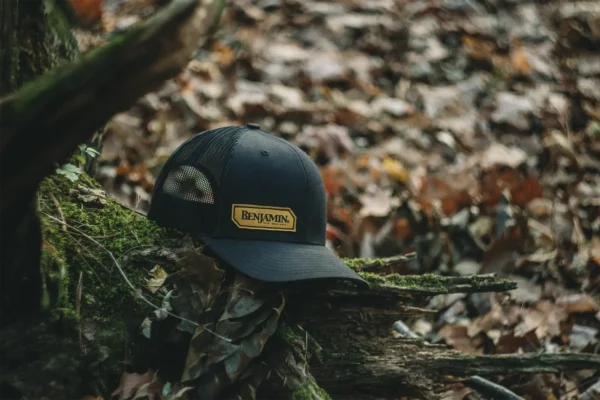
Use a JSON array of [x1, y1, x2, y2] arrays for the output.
[[280, 139, 309, 243], [214, 127, 249, 233]]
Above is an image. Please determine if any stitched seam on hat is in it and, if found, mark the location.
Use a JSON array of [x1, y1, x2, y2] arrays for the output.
[[148, 131, 203, 219], [256, 131, 311, 242], [284, 141, 309, 243], [215, 127, 248, 232]]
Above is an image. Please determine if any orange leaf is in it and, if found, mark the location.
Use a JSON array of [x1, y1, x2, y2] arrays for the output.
[[393, 218, 412, 240], [67, 0, 104, 24], [510, 46, 533, 75]]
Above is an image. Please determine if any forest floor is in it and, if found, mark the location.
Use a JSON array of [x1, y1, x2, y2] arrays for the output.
[[67, 0, 600, 398]]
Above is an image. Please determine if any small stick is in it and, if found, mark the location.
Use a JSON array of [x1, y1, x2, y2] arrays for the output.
[[75, 271, 84, 353], [43, 213, 232, 343], [358, 252, 417, 271]]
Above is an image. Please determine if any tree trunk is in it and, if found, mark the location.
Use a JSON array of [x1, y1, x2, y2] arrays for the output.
[[0, 0, 78, 328]]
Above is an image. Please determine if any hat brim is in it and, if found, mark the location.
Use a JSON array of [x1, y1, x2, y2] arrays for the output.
[[198, 235, 369, 289]]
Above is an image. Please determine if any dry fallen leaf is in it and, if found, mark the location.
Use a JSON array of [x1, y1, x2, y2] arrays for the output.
[[510, 44, 533, 75], [438, 324, 483, 354], [146, 264, 168, 294], [359, 187, 400, 218], [556, 294, 600, 314], [111, 370, 156, 400]]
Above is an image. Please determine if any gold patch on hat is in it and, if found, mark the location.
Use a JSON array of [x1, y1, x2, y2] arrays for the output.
[[232, 204, 297, 232]]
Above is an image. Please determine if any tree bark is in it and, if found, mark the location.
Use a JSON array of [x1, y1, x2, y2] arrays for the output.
[[0, 0, 78, 328], [3, 173, 594, 400], [0, 0, 227, 328]]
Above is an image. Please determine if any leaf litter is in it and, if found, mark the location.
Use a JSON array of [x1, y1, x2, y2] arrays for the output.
[[68, 0, 600, 397]]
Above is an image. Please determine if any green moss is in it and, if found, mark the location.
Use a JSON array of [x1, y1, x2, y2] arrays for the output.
[[342, 257, 386, 272], [38, 173, 174, 325], [39, 241, 69, 316], [384, 273, 447, 289], [356, 272, 448, 289], [278, 323, 302, 345], [354, 271, 516, 292], [291, 381, 332, 400], [43, 0, 79, 62]]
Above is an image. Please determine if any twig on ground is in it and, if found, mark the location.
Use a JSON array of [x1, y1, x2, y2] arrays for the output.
[[75, 271, 84, 352], [429, 353, 600, 375], [393, 320, 525, 400], [49, 193, 67, 232]]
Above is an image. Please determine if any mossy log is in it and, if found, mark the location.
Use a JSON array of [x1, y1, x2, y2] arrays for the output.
[[2, 173, 598, 400], [0, 0, 226, 331], [0, 0, 80, 330]]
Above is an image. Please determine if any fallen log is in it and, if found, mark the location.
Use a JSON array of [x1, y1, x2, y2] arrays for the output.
[[2, 173, 596, 400]]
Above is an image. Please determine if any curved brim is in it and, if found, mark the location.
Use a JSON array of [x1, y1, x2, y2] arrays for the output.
[[199, 235, 369, 289]]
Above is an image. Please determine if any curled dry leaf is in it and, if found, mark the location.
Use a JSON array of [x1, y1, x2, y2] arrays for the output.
[[146, 264, 168, 294]]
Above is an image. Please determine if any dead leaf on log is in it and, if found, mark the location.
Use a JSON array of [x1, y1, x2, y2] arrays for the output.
[[146, 264, 168, 294], [180, 272, 285, 398], [176, 247, 224, 310], [111, 370, 157, 400], [438, 324, 483, 354]]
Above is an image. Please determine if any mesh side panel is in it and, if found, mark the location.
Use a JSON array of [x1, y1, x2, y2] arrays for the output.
[[148, 126, 246, 236], [175, 126, 244, 185], [162, 165, 215, 204]]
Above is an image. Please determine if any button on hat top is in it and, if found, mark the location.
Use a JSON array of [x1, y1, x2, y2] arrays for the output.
[[147, 125, 368, 288]]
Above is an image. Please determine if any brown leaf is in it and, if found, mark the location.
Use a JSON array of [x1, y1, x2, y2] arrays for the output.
[[480, 166, 543, 209], [67, 0, 104, 25], [176, 247, 224, 310], [510, 45, 533, 75], [416, 171, 478, 216], [358, 187, 400, 218], [111, 371, 155, 400], [438, 324, 482, 354], [496, 329, 541, 354], [515, 300, 569, 339], [556, 294, 600, 314], [481, 225, 524, 274]]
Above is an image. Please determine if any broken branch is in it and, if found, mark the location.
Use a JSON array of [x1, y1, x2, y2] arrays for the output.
[[0, 0, 226, 230]]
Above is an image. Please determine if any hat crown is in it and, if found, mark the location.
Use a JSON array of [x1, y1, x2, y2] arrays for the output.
[[147, 125, 327, 245]]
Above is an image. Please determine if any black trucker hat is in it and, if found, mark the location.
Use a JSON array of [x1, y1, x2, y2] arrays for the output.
[[147, 124, 367, 288]]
